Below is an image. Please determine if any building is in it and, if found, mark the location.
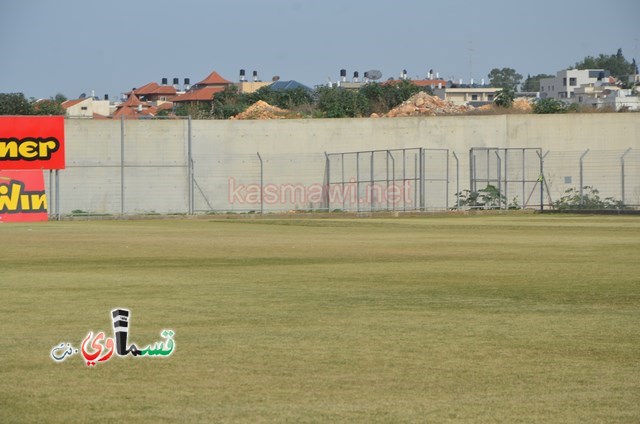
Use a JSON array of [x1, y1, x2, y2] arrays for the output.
[[539, 69, 611, 100], [434, 86, 501, 107], [574, 86, 640, 110], [172, 70, 233, 106], [112, 93, 158, 118], [62, 96, 111, 118], [235, 69, 273, 93], [132, 79, 179, 103]]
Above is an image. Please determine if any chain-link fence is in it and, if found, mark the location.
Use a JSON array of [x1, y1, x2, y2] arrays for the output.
[[47, 119, 640, 217]]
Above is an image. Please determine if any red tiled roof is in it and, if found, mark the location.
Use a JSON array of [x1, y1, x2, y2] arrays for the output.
[[112, 104, 156, 118], [412, 79, 447, 88], [150, 85, 177, 96], [121, 93, 142, 107], [133, 82, 160, 95], [62, 98, 89, 109], [195, 70, 232, 86], [133, 82, 178, 97], [172, 86, 224, 102]]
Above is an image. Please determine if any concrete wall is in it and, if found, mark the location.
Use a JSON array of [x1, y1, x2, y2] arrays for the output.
[[55, 113, 640, 214]]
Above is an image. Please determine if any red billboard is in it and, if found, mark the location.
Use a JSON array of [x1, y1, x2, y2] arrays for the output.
[[0, 169, 48, 222], [0, 116, 65, 170]]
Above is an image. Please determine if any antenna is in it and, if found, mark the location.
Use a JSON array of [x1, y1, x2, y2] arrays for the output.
[[79, 93, 86, 99]]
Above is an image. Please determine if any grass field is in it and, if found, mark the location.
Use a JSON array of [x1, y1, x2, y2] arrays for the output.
[[1, 214, 639, 423]]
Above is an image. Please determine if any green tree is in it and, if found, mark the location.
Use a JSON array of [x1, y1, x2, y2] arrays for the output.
[[32, 99, 65, 115], [210, 85, 250, 119], [572, 48, 635, 77], [532, 98, 567, 114], [493, 87, 515, 108], [521, 74, 553, 92], [174, 102, 211, 119], [250, 86, 313, 111], [487, 68, 523, 90], [358, 80, 423, 115], [315, 86, 368, 118], [0, 92, 34, 115]]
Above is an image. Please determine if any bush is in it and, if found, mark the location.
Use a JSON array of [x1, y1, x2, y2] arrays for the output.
[[553, 186, 626, 210], [532, 98, 568, 114]]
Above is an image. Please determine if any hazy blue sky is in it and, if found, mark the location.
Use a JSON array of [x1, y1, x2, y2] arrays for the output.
[[1, 0, 638, 100]]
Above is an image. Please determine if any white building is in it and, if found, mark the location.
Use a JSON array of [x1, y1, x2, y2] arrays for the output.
[[62, 97, 111, 118], [539, 69, 611, 100]]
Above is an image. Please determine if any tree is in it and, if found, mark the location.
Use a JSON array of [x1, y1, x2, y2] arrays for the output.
[[249, 86, 313, 111], [487, 68, 523, 90], [315, 86, 368, 118], [32, 99, 65, 115], [521, 73, 554, 92], [210, 85, 250, 119], [358, 80, 423, 115], [0, 92, 34, 115], [573, 48, 635, 77], [532, 98, 567, 114], [493, 87, 515, 108]]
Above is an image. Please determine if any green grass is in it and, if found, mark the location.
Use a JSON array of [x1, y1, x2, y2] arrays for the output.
[[1, 214, 639, 423]]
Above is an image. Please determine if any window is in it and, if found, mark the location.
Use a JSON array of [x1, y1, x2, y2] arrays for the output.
[[569, 78, 577, 86], [563, 78, 567, 86], [488, 95, 494, 101], [81, 106, 88, 110], [471, 94, 478, 101], [541, 86, 544, 92]]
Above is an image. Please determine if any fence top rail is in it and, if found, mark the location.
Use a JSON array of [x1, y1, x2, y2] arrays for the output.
[[469, 147, 542, 152], [327, 147, 449, 156]]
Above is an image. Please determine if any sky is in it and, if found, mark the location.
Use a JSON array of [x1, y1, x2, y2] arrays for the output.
[[1, 0, 639, 100]]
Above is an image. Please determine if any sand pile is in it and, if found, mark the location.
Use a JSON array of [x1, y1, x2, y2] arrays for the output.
[[381, 92, 471, 117], [231, 100, 299, 120]]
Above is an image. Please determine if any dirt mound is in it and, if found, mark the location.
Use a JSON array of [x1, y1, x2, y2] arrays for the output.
[[231, 100, 300, 120], [512, 98, 533, 112], [473, 97, 533, 113], [383, 92, 471, 117]]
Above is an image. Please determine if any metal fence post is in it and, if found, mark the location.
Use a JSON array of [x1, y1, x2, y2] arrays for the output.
[[579, 149, 590, 206], [445, 149, 450, 211], [494, 151, 502, 209], [120, 115, 125, 216], [469, 149, 475, 193], [55, 169, 60, 220], [187, 116, 193, 215], [388, 151, 395, 212], [356, 151, 360, 212], [452, 152, 460, 210], [402, 149, 406, 212], [257, 152, 263, 214], [420, 148, 425, 210], [370, 151, 374, 211], [621, 148, 631, 206], [324, 152, 330, 211]]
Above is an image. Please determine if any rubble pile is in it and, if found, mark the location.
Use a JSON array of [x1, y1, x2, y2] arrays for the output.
[[475, 97, 533, 113], [383, 92, 471, 117], [512, 98, 533, 112], [231, 100, 299, 120]]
